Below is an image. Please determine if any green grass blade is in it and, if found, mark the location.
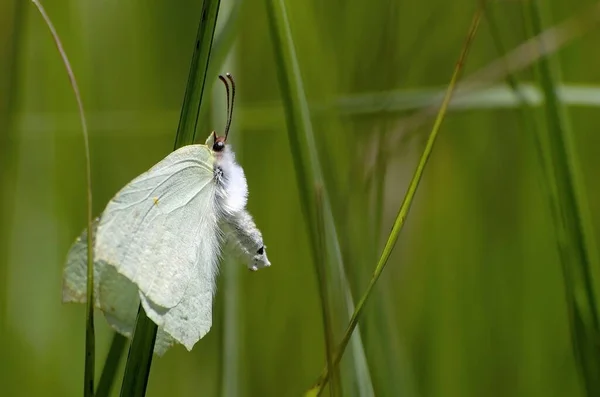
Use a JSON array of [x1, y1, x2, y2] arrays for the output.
[[525, 0, 600, 395], [265, 0, 374, 394], [314, 184, 339, 397], [96, 334, 127, 397], [0, 0, 23, 345], [30, 2, 96, 395], [173, 0, 222, 148], [120, 308, 158, 397], [216, 38, 240, 397], [305, 6, 484, 395], [120, 1, 222, 395]]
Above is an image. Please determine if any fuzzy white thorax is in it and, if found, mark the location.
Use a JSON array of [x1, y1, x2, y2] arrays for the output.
[[214, 145, 248, 215]]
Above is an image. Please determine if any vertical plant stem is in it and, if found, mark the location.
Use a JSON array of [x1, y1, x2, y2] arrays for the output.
[[306, 6, 484, 395], [525, 1, 600, 395], [30, 1, 95, 395], [119, 1, 222, 396]]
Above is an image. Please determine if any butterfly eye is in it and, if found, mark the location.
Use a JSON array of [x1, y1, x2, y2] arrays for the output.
[[213, 141, 225, 152]]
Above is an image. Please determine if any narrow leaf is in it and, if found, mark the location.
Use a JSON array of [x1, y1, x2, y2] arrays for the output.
[[30, 1, 95, 396]]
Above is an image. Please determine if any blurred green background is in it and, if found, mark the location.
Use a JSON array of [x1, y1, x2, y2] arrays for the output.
[[2, 0, 600, 396]]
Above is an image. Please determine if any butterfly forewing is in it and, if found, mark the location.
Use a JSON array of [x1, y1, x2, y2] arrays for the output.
[[95, 144, 221, 310]]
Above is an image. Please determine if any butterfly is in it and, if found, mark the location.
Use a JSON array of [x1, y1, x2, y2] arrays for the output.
[[62, 74, 270, 354]]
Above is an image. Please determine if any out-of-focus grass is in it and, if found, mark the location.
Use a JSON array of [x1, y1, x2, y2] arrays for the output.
[[4, 0, 600, 396], [264, 0, 373, 395], [525, 1, 600, 395], [29, 2, 97, 395]]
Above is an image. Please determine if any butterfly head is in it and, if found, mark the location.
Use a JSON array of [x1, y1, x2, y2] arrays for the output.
[[209, 132, 227, 153], [208, 73, 236, 154]]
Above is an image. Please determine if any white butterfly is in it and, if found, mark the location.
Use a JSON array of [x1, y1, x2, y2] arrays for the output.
[[62, 74, 270, 355]]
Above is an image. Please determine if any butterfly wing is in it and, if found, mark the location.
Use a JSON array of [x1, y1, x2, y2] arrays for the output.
[[95, 144, 220, 311]]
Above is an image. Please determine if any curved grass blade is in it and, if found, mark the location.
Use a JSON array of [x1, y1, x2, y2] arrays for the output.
[[305, 6, 484, 395], [525, 0, 600, 395], [264, 0, 373, 394], [120, 1, 222, 396], [30, 2, 95, 395]]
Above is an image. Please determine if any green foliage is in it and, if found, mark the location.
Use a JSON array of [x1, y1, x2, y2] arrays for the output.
[[3, 0, 600, 396]]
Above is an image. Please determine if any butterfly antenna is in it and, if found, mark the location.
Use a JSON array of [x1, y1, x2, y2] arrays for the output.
[[218, 74, 231, 139], [225, 73, 236, 140]]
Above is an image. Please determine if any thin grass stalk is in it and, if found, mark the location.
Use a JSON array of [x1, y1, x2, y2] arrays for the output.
[[525, 0, 600, 394], [120, 1, 222, 395], [305, 7, 484, 395], [30, 2, 95, 395]]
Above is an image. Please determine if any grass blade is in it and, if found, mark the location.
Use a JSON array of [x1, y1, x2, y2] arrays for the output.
[[305, 6, 484, 395], [173, 0, 222, 148], [0, 0, 23, 345], [120, 1, 222, 395], [314, 184, 339, 397], [215, 31, 240, 397], [96, 334, 128, 397], [525, 0, 600, 395], [120, 308, 158, 397], [265, 0, 374, 394], [30, 1, 95, 395]]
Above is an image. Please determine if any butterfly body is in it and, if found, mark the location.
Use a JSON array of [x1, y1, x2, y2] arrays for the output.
[[62, 74, 270, 355]]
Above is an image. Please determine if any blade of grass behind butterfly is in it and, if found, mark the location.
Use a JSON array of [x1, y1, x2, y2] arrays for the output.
[[29, 2, 96, 396], [306, 7, 484, 395], [213, 9, 242, 393], [120, 1, 222, 396], [524, 1, 600, 395], [264, 1, 374, 396]]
